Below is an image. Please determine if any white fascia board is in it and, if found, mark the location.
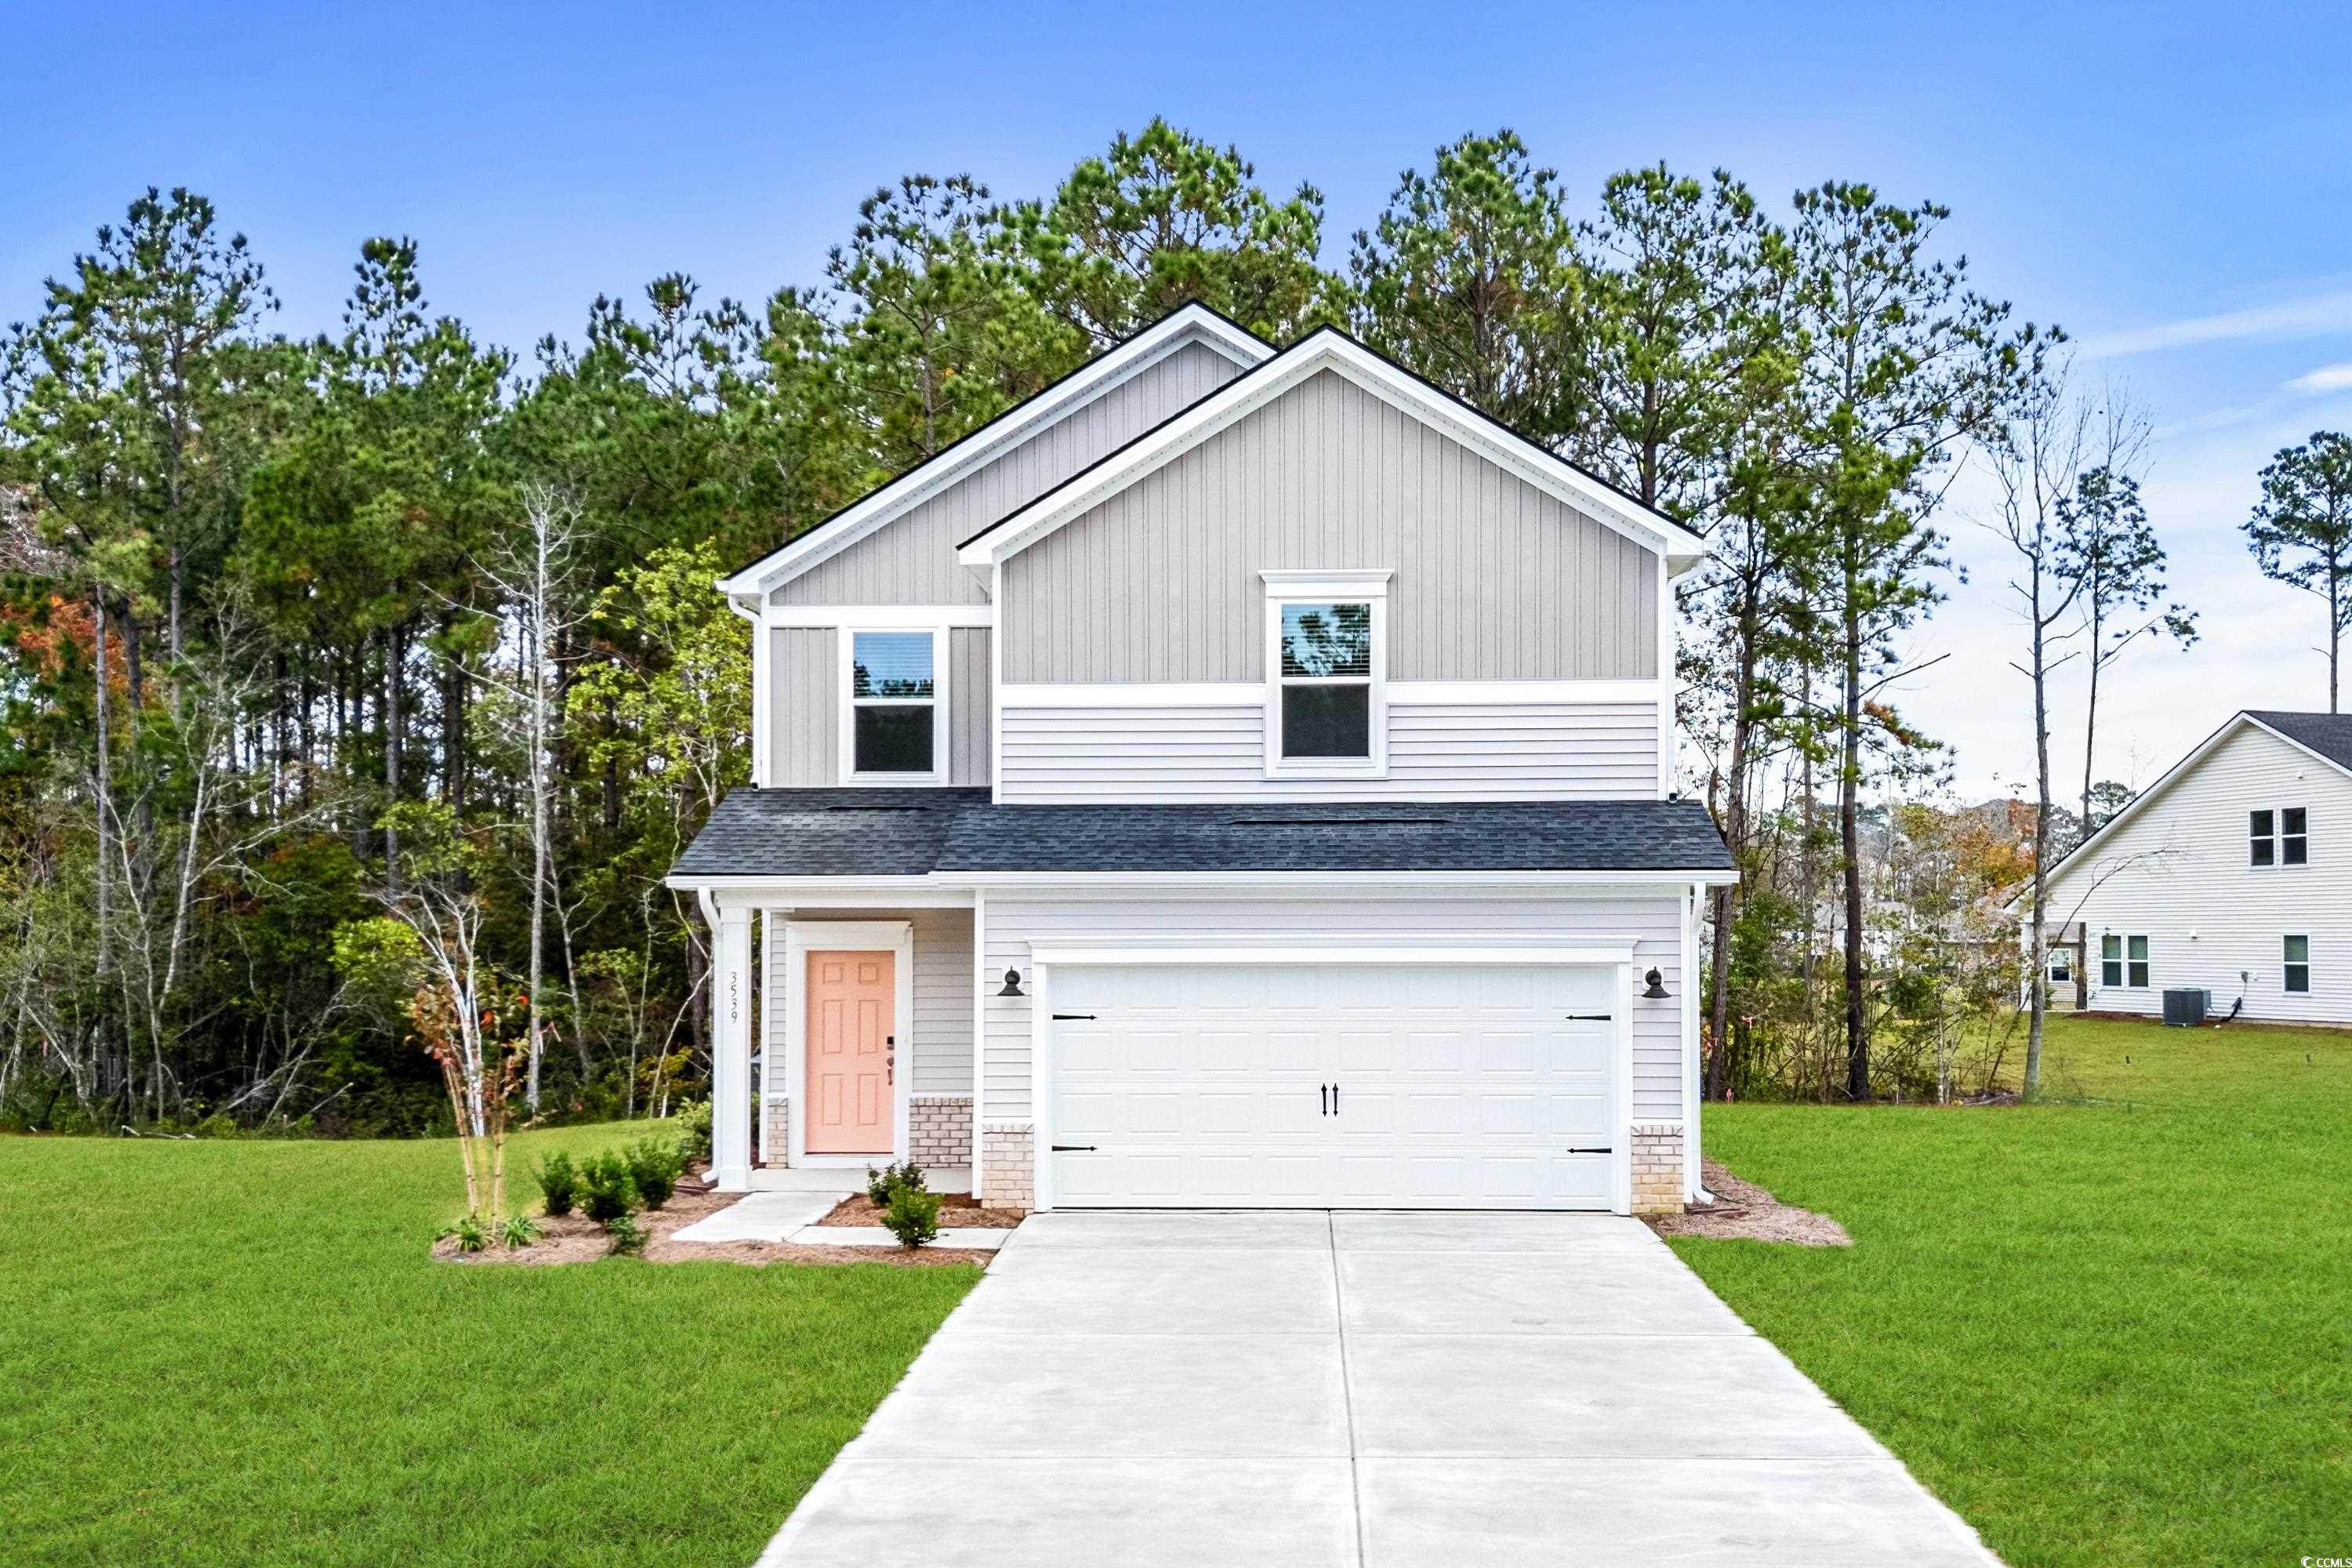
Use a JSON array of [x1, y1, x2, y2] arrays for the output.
[[997, 678, 1662, 707], [2042, 712, 2259, 897], [1029, 941, 1641, 967], [767, 604, 994, 629], [717, 307, 1270, 599], [956, 332, 1711, 574], [949, 869, 1741, 891], [663, 875, 976, 911]]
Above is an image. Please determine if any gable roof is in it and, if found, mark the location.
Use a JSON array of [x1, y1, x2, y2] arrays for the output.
[[713, 303, 1272, 601], [2046, 710, 2352, 888], [953, 325, 1711, 576], [2243, 710, 2352, 773]]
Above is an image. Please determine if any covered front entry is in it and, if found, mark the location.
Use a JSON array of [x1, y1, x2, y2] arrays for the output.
[[781, 920, 916, 1170], [1041, 956, 1628, 1211]]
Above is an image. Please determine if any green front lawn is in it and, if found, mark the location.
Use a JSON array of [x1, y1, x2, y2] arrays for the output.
[[1678, 1016, 2352, 1567], [0, 1124, 978, 1566]]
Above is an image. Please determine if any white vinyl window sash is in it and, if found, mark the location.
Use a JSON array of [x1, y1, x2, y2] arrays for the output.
[[1261, 570, 1389, 779], [842, 628, 947, 783]]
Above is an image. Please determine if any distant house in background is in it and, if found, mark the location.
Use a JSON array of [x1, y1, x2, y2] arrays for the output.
[[2034, 711, 2352, 1025]]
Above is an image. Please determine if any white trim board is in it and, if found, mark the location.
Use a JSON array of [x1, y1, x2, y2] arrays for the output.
[[719, 305, 1271, 600], [956, 330, 1710, 575], [673, 872, 1740, 907], [996, 679, 1664, 707], [768, 605, 994, 629], [780, 920, 914, 1170]]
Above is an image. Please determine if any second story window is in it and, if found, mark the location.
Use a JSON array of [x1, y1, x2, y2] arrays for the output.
[[1261, 570, 1390, 778], [2251, 807, 2308, 866], [848, 630, 941, 779]]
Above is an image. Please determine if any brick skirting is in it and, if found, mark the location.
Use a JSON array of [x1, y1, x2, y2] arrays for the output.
[[980, 1121, 1034, 1214], [1631, 1123, 1685, 1215], [911, 1094, 973, 1167]]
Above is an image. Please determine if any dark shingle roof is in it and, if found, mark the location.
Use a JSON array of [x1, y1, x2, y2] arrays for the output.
[[669, 789, 991, 878], [671, 791, 1730, 878], [2246, 710, 2352, 773]]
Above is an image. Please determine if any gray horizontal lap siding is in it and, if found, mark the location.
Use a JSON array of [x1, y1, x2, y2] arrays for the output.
[[981, 894, 1684, 1123], [1002, 369, 1660, 684], [996, 701, 1659, 801], [771, 340, 1246, 607]]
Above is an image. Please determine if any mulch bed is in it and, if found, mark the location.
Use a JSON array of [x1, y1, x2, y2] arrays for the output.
[[1644, 1159, 1852, 1247], [816, 1192, 1024, 1229], [430, 1184, 995, 1269]]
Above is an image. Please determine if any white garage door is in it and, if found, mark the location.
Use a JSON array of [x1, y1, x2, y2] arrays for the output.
[[1046, 962, 1620, 1210]]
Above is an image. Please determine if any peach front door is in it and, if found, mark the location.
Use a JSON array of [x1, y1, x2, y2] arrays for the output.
[[804, 950, 895, 1154]]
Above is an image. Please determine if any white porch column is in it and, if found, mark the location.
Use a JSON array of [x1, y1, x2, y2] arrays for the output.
[[710, 902, 754, 1192]]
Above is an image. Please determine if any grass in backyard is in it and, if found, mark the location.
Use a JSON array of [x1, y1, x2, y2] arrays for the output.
[[0, 1123, 979, 1567], [1677, 1015, 2352, 1567]]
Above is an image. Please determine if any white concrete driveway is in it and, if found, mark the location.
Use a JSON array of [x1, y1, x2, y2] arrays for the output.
[[757, 1211, 1997, 1567]]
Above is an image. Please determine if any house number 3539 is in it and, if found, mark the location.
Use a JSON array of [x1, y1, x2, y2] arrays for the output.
[[728, 968, 740, 1025]]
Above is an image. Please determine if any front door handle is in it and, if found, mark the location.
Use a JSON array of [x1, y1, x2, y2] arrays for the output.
[[1320, 1084, 1330, 1116], [885, 1034, 895, 1085], [1331, 1083, 1339, 1114]]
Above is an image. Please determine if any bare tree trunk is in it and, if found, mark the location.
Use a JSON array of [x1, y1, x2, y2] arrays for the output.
[[91, 591, 115, 1110], [1841, 608, 1868, 1103], [2024, 568, 2052, 1101], [1704, 609, 1760, 1102], [383, 626, 404, 896]]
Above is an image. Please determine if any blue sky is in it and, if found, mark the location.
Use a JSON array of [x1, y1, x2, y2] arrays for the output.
[[7, 2, 2350, 797]]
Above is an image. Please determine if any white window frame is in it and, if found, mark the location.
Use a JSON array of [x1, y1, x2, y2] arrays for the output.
[[2250, 805, 2310, 869], [2100, 931, 2150, 989], [1260, 569, 1390, 780], [2284, 934, 2310, 995], [839, 626, 949, 786]]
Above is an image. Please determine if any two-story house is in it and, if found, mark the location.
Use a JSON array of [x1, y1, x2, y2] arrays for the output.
[[666, 304, 1735, 1215], [2034, 710, 2352, 1024]]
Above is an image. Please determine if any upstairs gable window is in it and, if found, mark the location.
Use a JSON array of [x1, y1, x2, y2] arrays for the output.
[[1261, 570, 1389, 778], [2249, 807, 2309, 867], [847, 630, 942, 779]]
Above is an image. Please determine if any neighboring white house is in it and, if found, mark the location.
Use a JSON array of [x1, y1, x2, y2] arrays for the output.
[[2035, 710, 2352, 1025], [666, 303, 1736, 1216]]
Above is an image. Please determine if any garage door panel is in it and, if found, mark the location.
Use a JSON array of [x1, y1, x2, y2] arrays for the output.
[[1048, 962, 1623, 1210]]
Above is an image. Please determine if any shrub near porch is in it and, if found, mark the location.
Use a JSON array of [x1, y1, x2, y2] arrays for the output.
[[0, 1123, 978, 1567], [1674, 1016, 2352, 1568]]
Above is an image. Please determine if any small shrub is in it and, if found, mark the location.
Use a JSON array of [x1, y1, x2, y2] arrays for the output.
[[194, 1112, 244, 1140], [535, 1151, 579, 1217], [578, 1152, 641, 1222], [604, 1213, 648, 1256], [676, 1098, 713, 1163], [866, 1159, 927, 1207], [440, 1214, 489, 1254], [883, 1186, 942, 1250], [497, 1213, 542, 1249], [626, 1136, 684, 1210]]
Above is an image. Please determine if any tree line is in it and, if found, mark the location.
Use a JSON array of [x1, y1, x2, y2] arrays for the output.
[[0, 118, 2274, 1135]]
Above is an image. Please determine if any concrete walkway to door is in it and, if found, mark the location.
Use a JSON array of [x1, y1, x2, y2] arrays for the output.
[[755, 1211, 1998, 1567]]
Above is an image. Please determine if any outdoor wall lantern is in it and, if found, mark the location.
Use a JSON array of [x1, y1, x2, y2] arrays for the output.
[[1642, 967, 1669, 1000], [998, 968, 1025, 996]]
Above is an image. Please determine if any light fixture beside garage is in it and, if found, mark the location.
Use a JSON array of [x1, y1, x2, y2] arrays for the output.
[[998, 968, 1025, 996], [1642, 967, 1668, 1000]]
